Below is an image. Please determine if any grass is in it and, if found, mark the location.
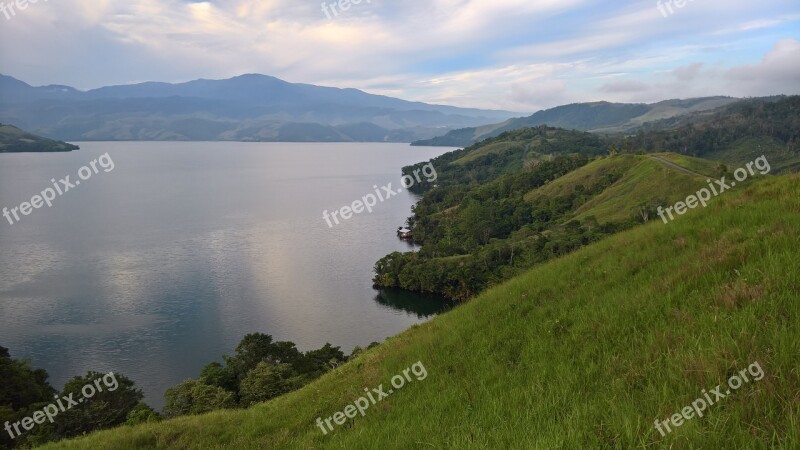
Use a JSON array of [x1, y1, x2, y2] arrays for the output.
[[651, 152, 721, 177], [451, 139, 539, 165], [705, 137, 800, 175], [523, 154, 640, 202], [524, 153, 721, 223], [574, 156, 709, 223], [42, 174, 800, 449]]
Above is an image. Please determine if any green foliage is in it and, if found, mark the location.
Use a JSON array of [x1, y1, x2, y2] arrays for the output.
[[239, 363, 303, 407], [0, 348, 150, 449], [163, 380, 237, 417], [379, 96, 800, 301], [199, 362, 238, 393], [375, 154, 635, 300], [0, 348, 55, 413], [225, 333, 277, 378], [0, 346, 57, 449], [616, 96, 800, 159], [403, 126, 608, 194], [55, 372, 143, 438], [125, 403, 161, 426], [161, 334, 348, 419], [299, 343, 346, 377]]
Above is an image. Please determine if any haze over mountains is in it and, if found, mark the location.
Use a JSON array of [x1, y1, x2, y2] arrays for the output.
[[0, 74, 789, 147], [411, 97, 748, 147], [0, 74, 517, 142]]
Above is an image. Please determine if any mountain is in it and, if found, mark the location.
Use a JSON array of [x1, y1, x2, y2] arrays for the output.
[[614, 96, 800, 173], [373, 95, 799, 299], [0, 123, 79, 153], [0, 74, 518, 142], [375, 151, 728, 300], [41, 173, 800, 449], [412, 97, 742, 147]]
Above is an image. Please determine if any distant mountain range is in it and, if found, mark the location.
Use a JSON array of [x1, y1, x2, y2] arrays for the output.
[[0, 123, 79, 153], [411, 97, 745, 147], [0, 74, 518, 142]]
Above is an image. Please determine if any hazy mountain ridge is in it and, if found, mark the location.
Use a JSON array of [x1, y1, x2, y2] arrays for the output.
[[412, 97, 744, 147], [0, 74, 517, 142]]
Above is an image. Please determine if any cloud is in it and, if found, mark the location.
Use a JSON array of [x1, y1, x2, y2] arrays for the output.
[[0, 0, 797, 110], [600, 80, 650, 93], [672, 63, 704, 82], [724, 39, 800, 96]]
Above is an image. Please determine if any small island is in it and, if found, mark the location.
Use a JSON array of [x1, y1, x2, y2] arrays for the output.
[[0, 123, 79, 153]]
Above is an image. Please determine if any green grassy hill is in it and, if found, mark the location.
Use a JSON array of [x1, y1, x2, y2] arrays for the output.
[[0, 123, 79, 153], [44, 174, 800, 449], [523, 153, 722, 224], [381, 152, 729, 301]]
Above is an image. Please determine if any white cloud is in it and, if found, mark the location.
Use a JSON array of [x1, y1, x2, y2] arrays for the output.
[[672, 63, 704, 82], [0, 0, 797, 111], [725, 39, 800, 96], [601, 80, 650, 93]]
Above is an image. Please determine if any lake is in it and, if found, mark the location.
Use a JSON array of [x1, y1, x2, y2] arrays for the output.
[[0, 142, 454, 409]]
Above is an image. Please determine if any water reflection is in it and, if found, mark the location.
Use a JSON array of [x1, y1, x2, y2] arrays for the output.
[[373, 288, 453, 319], [0, 142, 457, 409]]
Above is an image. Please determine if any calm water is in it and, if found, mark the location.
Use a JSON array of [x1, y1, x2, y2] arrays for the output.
[[0, 142, 453, 409]]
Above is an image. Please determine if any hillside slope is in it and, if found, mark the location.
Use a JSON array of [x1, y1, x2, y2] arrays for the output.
[[377, 152, 730, 301], [0, 123, 79, 153], [45, 174, 800, 449], [412, 97, 740, 147], [523, 153, 722, 224]]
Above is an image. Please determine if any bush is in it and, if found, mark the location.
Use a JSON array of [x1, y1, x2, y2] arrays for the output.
[[163, 380, 236, 417], [55, 372, 143, 438], [239, 363, 303, 407]]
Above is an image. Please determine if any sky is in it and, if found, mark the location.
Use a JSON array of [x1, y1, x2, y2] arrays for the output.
[[0, 0, 798, 113]]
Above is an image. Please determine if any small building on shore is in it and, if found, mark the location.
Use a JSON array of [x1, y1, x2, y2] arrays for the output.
[[397, 227, 413, 239]]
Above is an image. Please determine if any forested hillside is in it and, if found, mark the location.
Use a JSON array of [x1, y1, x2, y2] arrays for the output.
[[376, 97, 799, 300], [0, 124, 79, 153]]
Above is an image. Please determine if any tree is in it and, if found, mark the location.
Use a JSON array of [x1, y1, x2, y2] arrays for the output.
[[199, 362, 238, 394], [0, 350, 55, 412], [163, 380, 236, 417], [299, 344, 346, 377], [55, 372, 143, 438], [125, 402, 161, 426], [269, 341, 303, 366], [225, 333, 275, 378], [0, 346, 57, 448], [239, 363, 303, 407]]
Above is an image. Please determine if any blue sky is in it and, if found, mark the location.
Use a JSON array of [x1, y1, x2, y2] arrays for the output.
[[0, 0, 798, 112]]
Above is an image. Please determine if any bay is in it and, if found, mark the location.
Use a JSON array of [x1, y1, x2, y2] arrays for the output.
[[0, 142, 453, 409]]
